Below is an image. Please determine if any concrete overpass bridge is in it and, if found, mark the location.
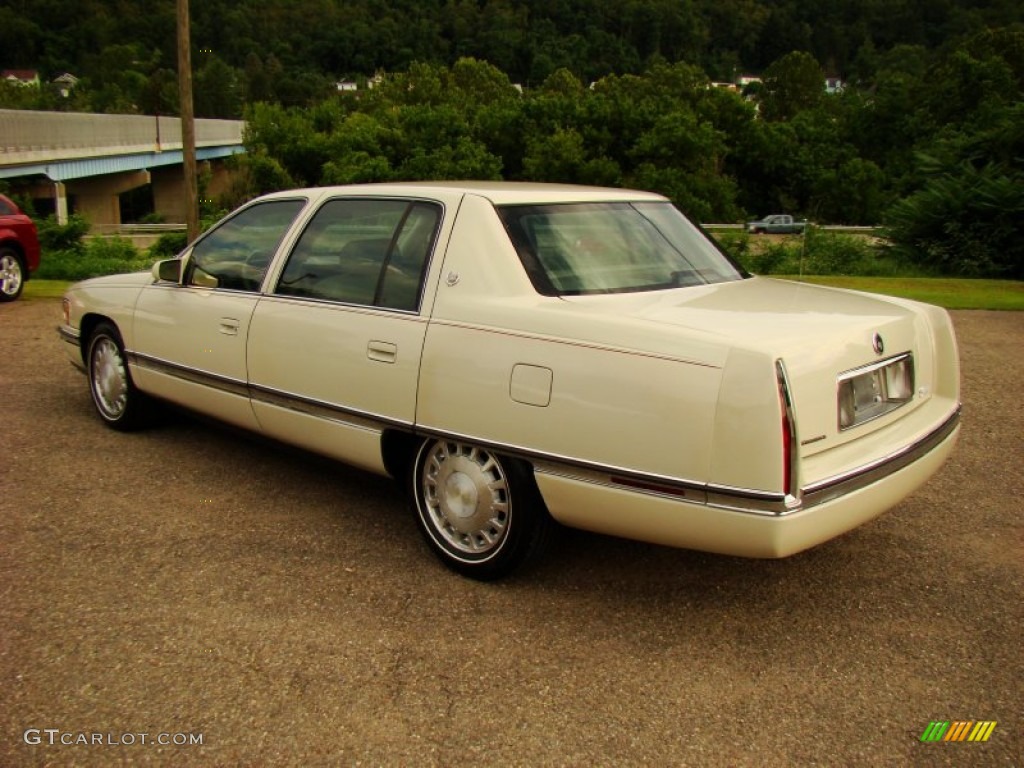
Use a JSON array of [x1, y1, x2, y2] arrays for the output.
[[0, 109, 245, 230]]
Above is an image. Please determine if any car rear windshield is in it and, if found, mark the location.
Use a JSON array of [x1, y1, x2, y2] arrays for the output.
[[497, 201, 746, 296]]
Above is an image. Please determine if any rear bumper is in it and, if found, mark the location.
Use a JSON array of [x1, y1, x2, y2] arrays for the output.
[[535, 408, 960, 558], [799, 406, 960, 509]]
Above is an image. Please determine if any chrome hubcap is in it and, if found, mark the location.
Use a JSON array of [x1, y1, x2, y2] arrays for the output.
[[421, 441, 510, 555], [0, 254, 22, 296], [91, 338, 128, 418]]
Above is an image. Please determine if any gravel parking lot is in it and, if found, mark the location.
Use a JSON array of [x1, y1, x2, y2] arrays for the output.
[[2, 297, 1021, 766]]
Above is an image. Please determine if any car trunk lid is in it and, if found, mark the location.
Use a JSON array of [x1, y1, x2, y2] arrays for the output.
[[559, 276, 943, 462]]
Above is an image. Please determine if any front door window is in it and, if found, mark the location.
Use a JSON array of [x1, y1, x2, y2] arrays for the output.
[[187, 199, 306, 291]]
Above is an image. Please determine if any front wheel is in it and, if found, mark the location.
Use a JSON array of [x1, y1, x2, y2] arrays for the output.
[[0, 247, 25, 302], [87, 322, 155, 430], [409, 439, 554, 580]]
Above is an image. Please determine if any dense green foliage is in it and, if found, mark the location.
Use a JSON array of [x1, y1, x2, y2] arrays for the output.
[[28, 212, 891, 283], [2, 2, 1021, 277], [34, 236, 157, 281], [4, 0, 1020, 99], [716, 229, 914, 278], [36, 214, 90, 254]]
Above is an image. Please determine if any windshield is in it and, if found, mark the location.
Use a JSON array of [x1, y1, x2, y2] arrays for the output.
[[497, 201, 746, 296]]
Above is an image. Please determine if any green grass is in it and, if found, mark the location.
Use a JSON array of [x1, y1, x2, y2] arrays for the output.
[[776, 276, 1024, 310], [22, 276, 1024, 310], [23, 280, 72, 299]]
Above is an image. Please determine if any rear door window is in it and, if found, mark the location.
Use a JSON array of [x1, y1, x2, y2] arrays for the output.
[[274, 198, 441, 311]]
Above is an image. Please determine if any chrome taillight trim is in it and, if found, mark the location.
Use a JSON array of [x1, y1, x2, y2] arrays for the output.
[[776, 359, 800, 506]]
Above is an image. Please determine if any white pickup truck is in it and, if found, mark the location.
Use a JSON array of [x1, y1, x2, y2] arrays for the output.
[[745, 214, 807, 234]]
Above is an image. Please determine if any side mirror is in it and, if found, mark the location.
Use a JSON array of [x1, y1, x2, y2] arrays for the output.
[[153, 258, 183, 283]]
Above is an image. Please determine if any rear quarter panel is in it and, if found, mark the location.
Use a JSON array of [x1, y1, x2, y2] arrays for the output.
[[417, 194, 723, 482]]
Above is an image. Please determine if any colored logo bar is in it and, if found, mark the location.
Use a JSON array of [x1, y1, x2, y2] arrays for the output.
[[920, 721, 997, 742]]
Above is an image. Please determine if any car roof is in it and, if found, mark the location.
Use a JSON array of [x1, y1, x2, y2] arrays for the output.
[[255, 181, 668, 206]]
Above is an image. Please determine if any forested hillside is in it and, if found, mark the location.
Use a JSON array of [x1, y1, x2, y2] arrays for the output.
[[1, 1, 1021, 276], [3, 0, 1021, 111]]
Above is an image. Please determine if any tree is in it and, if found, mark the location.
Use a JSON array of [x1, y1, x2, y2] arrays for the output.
[[243, 54, 273, 104], [886, 103, 1024, 278], [812, 157, 887, 225], [629, 110, 728, 189], [194, 55, 242, 118], [759, 51, 824, 121]]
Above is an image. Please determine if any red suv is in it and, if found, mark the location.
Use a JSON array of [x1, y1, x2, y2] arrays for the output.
[[0, 193, 42, 301]]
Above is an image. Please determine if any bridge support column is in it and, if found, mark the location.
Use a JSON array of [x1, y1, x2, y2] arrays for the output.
[[54, 181, 68, 225], [66, 170, 151, 232], [152, 159, 239, 225], [202, 160, 236, 203], [151, 166, 189, 225]]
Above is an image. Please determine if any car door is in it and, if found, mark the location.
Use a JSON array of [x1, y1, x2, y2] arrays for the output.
[[246, 197, 445, 473], [131, 198, 307, 430]]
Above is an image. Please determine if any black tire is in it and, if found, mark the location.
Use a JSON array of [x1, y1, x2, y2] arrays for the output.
[[409, 438, 554, 580], [86, 322, 156, 430], [0, 246, 25, 302]]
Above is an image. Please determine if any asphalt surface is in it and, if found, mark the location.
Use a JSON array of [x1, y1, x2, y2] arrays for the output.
[[1, 297, 1021, 767]]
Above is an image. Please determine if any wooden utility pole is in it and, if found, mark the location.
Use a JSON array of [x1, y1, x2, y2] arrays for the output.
[[177, 0, 199, 241]]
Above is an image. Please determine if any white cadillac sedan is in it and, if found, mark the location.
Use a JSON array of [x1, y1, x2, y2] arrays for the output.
[[59, 182, 961, 579]]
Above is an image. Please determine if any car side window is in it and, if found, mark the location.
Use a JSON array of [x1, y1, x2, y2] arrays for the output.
[[186, 199, 305, 291], [275, 198, 440, 311]]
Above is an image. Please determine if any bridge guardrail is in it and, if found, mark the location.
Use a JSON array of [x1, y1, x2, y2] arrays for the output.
[[0, 109, 243, 165]]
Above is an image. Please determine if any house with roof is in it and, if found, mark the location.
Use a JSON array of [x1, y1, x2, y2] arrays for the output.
[[825, 77, 845, 95], [2, 69, 41, 87], [53, 72, 80, 98]]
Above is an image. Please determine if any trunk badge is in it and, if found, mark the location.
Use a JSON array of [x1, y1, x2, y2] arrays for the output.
[[872, 333, 885, 355]]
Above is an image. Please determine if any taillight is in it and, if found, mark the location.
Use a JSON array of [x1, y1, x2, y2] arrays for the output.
[[781, 406, 792, 495], [776, 360, 797, 498]]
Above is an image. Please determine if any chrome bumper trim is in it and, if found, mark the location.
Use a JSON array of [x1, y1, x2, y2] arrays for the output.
[[800, 405, 961, 509], [534, 406, 961, 518], [58, 326, 86, 371], [126, 347, 960, 520], [58, 325, 80, 344]]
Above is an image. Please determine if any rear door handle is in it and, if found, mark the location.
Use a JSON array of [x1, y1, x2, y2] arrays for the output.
[[367, 340, 397, 363]]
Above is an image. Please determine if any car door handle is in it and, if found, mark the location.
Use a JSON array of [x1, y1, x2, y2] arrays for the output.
[[219, 318, 240, 335], [367, 340, 397, 363]]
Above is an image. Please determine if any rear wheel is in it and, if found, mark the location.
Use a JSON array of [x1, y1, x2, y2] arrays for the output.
[[87, 322, 155, 430], [409, 438, 554, 580], [0, 247, 25, 302]]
